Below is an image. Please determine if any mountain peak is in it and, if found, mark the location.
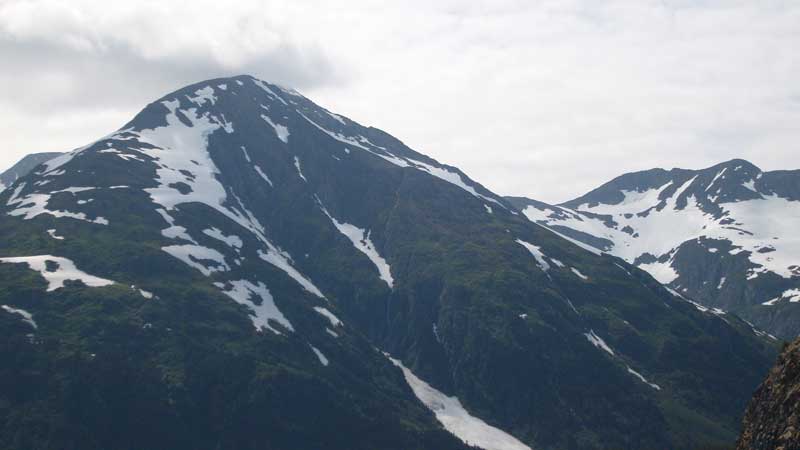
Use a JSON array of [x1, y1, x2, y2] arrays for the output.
[[123, 75, 300, 132], [511, 156, 800, 339], [715, 158, 760, 171], [0, 76, 781, 450]]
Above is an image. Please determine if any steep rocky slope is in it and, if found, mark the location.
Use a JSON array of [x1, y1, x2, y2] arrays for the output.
[[738, 338, 800, 450]]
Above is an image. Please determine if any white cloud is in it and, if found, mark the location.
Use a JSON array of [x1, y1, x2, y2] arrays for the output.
[[1, 0, 798, 202]]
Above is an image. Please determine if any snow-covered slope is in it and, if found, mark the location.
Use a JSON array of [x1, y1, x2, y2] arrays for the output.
[[508, 159, 800, 338]]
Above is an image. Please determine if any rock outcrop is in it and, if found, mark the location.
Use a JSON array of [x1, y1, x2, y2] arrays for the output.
[[738, 338, 800, 450]]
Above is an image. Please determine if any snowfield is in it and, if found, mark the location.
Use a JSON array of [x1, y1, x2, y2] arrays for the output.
[[521, 173, 800, 284], [389, 357, 532, 450]]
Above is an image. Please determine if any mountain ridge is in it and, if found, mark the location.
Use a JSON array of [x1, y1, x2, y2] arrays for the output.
[[0, 75, 778, 450], [508, 157, 800, 339], [0, 152, 63, 192]]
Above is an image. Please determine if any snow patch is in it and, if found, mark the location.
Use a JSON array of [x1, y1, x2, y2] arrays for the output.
[[762, 288, 800, 306], [203, 228, 243, 249], [1, 305, 37, 329], [52, 187, 95, 194], [326, 111, 347, 125], [314, 306, 342, 328], [521, 213, 604, 257], [7, 186, 109, 225], [637, 259, 679, 284], [706, 168, 727, 192], [98, 148, 144, 162], [257, 249, 325, 298], [189, 86, 216, 106], [0, 255, 114, 291], [570, 267, 589, 280], [584, 330, 614, 356], [216, 280, 293, 334], [252, 79, 289, 106], [515, 239, 550, 272], [742, 179, 758, 192], [310, 345, 329, 366], [260, 112, 290, 143], [293, 156, 307, 182], [433, 323, 443, 344], [253, 166, 274, 186], [668, 287, 728, 316], [162, 244, 229, 276], [626, 366, 661, 390], [406, 158, 504, 207], [319, 202, 394, 288], [155, 208, 195, 242], [389, 357, 531, 450]]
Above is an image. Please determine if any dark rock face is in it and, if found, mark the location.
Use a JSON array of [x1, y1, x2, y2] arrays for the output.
[[738, 338, 800, 450], [0, 75, 778, 450]]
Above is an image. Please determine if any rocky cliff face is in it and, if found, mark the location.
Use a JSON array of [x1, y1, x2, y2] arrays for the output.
[[738, 338, 800, 450]]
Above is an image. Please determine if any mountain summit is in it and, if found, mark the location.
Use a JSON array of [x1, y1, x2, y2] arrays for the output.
[[0, 75, 777, 450], [508, 159, 800, 339]]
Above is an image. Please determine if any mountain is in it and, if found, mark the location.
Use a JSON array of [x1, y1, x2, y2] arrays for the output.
[[0, 152, 62, 192], [0, 75, 778, 450], [507, 159, 800, 339], [737, 338, 800, 449]]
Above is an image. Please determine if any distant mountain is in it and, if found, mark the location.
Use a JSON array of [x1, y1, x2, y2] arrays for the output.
[[0, 152, 62, 192], [0, 76, 777, 450], [737, 338, 800, 449], [507, 159, 800, 339]]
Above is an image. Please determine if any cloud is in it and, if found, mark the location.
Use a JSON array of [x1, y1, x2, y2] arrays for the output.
[[1, 0, 798, 202], [0, 0, 344, 113]]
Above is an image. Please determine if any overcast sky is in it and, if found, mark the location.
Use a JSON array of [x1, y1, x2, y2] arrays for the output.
[[1, 0, 798, 203]]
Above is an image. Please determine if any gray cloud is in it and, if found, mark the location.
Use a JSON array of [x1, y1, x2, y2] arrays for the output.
[[1, 0, 798, 203]]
